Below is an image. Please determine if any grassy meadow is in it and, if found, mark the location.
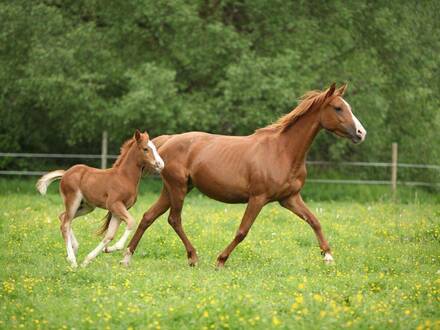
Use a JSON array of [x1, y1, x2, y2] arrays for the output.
[[0, 179, 439, 329]]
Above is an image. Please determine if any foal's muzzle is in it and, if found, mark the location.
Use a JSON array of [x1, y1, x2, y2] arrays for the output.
[[153, 160, 165, 173]]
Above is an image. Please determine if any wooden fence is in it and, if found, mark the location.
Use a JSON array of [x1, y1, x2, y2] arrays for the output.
[[1, 133, 439, 191]]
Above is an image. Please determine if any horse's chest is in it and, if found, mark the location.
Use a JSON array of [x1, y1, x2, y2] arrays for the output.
[[266, 170, 305, 200]]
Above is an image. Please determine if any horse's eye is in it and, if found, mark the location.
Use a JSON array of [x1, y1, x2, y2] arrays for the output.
[[143, 148, 149, 152], [334, 107, 342, 112]]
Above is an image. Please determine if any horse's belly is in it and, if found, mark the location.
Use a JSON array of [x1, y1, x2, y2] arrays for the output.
[[191, 170, 249, 204]]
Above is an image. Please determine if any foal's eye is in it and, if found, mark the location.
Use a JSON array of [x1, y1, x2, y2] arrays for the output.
[[143, 148, 149, 153], [334, 107, 342, 112]]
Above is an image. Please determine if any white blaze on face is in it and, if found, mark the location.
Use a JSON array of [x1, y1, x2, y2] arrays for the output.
[[147, 140, 165, 170], [341, 97, 367, 142]]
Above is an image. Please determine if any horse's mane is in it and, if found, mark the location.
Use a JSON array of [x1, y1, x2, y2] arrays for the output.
[[256, 89, 329, 133], [112, 138, 136, 168]]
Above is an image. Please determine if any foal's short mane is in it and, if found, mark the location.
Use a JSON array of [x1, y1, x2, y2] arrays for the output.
[[113, 138, 136, 168], [256, 89, 329, 133]]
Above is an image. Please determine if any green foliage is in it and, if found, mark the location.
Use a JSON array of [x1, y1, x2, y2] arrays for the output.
[[1, 183, 439, 328], [0, 1, 439, 182]]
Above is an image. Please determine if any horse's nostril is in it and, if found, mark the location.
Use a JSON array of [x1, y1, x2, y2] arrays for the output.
[[357, 129, 362, 135]]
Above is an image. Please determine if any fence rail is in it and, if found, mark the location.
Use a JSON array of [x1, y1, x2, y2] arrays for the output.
[[1, 140, 439, 189]]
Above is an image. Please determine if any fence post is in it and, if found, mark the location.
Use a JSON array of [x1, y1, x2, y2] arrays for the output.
[[101, 131, 108, 169], [391, 142, 398, 196]]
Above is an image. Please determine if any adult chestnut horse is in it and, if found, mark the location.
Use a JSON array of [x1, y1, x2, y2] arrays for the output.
[[122, 83, 366, 268]]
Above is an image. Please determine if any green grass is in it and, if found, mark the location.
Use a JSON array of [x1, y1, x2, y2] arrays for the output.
[[0, 179, 439, 329]]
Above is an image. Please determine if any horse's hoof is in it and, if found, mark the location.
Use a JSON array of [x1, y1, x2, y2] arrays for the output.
[[188, 258, 198, 267], [323, 252, 335, 265], [215, 261, 225, 270]]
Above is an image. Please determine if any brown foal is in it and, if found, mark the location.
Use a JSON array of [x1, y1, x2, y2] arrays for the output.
[[122, 83, 367, 268], [36, 130, 164, 267]]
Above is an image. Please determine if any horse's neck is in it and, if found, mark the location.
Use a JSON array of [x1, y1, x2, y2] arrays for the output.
[[278, 110, 321, 166], [117, 146, 142, 184]]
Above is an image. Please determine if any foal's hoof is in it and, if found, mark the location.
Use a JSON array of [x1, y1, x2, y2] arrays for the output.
[[120, 248, 132, 267], [81, 260, 91, 268]]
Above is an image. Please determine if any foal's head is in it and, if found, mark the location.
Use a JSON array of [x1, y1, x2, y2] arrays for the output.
[[319, 83, 367, 144], [134, 129, 165, 173]]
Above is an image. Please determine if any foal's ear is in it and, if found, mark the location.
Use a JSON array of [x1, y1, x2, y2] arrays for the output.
[[134, 129, 141, 141], [336, 83, 348, 96], [325, 82, 336, 99]]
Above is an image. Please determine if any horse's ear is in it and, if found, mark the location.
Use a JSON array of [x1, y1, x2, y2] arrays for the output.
[[325, 82, 336, 99], [336, 83, 348, 96], [134, 129, 141, 141]]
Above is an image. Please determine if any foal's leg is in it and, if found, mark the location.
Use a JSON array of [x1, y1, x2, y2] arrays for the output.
[[81, 215, 120, 267], [70, 229, 79, 256], [104, 216, 132, 253], [217, 196, 266, 268], [280, 193, 333, 263], [59, 192, 82, 268], [68, 204, 95, 256], [166, 185, 198, 266], [103, 202, 137, 255], [121, 189, 170, 266], [59, 212, 79, 257]]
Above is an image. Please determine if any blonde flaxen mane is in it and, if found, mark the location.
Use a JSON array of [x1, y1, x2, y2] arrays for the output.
[[256, 89, 330, 133]]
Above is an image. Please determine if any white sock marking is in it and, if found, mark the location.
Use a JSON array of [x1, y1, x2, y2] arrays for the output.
[[105, 228, 133, 253], [66, 236, 77, 267], [323, 252, 334, 262]]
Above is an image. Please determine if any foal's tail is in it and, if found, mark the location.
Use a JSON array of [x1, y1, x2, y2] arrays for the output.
[[97, 212, 112, 236], [36, 170, 65, 195]]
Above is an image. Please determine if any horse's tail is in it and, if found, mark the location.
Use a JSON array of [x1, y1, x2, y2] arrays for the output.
[[97, 212, 112, 236], [36, 170, 65, 195], [152, 134, 173, 150]]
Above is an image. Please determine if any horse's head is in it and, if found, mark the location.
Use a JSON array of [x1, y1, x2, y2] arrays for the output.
[[319, 83, 366, 144], [134, 129, 165, 173]]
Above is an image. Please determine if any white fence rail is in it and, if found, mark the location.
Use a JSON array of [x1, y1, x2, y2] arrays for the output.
[[0, 140, 439, 190]]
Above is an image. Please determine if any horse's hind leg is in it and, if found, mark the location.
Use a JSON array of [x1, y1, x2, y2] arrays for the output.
[[122, 188, 170, 266], [280, 193, 333, 263]]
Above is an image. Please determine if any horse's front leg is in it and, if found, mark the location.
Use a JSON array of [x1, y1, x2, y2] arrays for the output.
[[216, 195, 266, 268], [280, 193, 334, 263], [121, 188, 170, 266]]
